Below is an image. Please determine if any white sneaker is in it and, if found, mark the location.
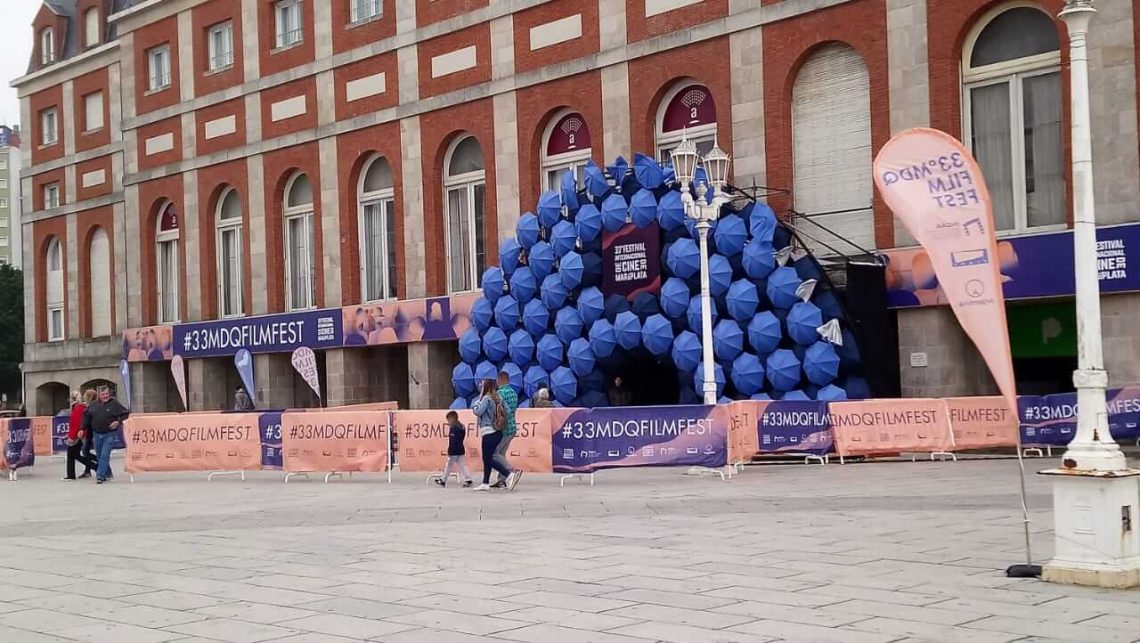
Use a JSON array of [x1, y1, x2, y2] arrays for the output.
[[471, 484, 491, 491], [507, 470, 523, 491]]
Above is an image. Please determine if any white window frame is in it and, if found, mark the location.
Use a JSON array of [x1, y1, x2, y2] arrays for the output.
[[283, 173, 315, 311], [358, 156, 397, 302], [46, 238, 64, 341], [962, 2, 1064, 235], [350, 0, 383, 24], [88, 227, 112, 337], [41, 108, 58, 146], [654, 83, 717, 163], [443, 136, 486, 294], [207, 21, 235, 72], [0, 198, 7, 208], [147, 44, 172, 92], [43, 183, 60, 209], [84, 91, 104, 133], [85, 8, 101, 48], [275, 0, 304, 49], [541, 109, 592, 193], [215, 187, 244, 318], [0, 178, 7, 189], [156, 202, 181, 323], [40, 28, 55, 65]]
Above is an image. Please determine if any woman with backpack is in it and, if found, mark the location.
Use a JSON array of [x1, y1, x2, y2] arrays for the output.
[[470, 379, 514, 491]]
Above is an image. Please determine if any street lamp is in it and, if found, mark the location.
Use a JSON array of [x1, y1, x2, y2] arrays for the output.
[[1040, 0, 1140, 588], [672, 136, 732, 405]]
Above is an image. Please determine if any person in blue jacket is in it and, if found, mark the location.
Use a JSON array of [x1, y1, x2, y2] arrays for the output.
[[470, 379, 515, 491]]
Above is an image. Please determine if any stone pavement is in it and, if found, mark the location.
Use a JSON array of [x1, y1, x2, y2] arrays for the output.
[[2, 456, 1140, 642]]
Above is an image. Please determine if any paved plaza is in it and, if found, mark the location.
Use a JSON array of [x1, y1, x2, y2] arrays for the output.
[[2, 456, 1140, 642]]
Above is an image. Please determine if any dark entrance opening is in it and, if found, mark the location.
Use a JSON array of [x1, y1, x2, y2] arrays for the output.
[[614, 353, 681, 406]]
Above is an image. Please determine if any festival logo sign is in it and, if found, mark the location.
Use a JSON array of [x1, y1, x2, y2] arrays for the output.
[[123, 413, 262, 473], [552, 405, 728, 473], [174, 309, 342, 360], [602, 222, 662, 299], [757, 401, 833, 456]]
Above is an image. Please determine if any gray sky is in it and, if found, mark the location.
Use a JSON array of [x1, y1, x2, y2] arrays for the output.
[[1, 0, 39, 129]]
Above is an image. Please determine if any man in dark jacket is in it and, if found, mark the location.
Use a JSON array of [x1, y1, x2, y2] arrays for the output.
[[82, 387, 129, 484]]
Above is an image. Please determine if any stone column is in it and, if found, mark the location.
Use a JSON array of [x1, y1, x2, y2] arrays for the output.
[[897, 307, 996, 398], [886, 0, 930, 248], [408, 341, 460, 409], [599, 0, 631, 161], [187, 358, 230, 411], [253, 353, 295, 409], [729, 27, 765, 188]]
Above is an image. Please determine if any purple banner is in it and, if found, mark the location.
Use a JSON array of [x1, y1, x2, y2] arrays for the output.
[[52, 416, 69, 453], [259, 412, 283, 469], [602, 222, 662, 299], [552, 405, 728, 474], [758, 401, 833, 456], [3, 418, 35, 469], [1020, 388, 1140, 446], [174, 309, 343, 359]]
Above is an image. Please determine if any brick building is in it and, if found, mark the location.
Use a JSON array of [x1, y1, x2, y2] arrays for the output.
[[12, 0, 1140, 415]]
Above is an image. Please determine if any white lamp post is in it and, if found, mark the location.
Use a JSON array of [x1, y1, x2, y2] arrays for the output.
[[671, 137, 732, 405], [1040, 0, 1140, 588]]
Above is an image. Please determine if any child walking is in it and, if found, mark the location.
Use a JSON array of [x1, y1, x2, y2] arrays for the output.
[[435, 410, 473, 487]]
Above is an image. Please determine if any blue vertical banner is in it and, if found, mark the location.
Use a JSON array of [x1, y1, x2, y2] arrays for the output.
[[3, 418, 35, 469], [235, 349, 256, 403], [119, 359, 133, 409], [259, 412, 283, 469], [51, 416, 70, 453]]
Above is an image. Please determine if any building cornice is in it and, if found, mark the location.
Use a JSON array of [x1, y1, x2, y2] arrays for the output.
[[11, 42, 120, 96]]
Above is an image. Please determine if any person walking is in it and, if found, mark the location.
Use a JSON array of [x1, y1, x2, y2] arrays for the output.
[[83, 387, 129, 484], [492, 371, 521, 489], [470, 379, 515, 491], [233, 386, 254, 411], [434, 410, 473, 487], [63, 390, 97, 480]]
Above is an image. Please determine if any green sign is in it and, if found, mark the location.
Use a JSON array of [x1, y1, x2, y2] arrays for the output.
[[1006, 302, 1077, 359]]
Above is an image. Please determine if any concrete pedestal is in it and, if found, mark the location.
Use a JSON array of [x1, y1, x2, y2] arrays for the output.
[[1040, 468, 1140, 588]]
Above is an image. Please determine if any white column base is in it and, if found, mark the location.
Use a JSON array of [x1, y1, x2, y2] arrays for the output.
[[1039, 468, 1140, 588]]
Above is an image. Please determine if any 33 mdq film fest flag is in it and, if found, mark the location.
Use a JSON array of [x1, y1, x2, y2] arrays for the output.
[[874, 128, 1018, 413]]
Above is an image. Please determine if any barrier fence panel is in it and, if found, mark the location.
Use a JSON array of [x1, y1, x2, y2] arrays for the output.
[[123, 413, 263, 473], [280, 410, 390, 473], [1018, 394, 1075, 447], [756, 400, 833, 457], [829, 399, 953, 457], [52, 416, 69, 453], [259, 412, 283, 469], [1107, 387, 1140, 440], [1, 419, 35, 470], [725, 401, 762, 465], [31, 417, 52, 457], [945, 396, 1018, 450], [392, 409, 555, 474]]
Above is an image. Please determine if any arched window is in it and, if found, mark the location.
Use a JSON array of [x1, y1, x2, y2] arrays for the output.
[[655, 83, 717, 162], [284, 173, 315, 310], [40, 28, 55, 65], [89, 228, 111, 336], [85, 8, 101, 48], [216, 188, 244, 317], [46, 237, 64, 341], [964, 4, 1062, 232], [358, 156, 396, 302], [542, 110, 592, 192], [156, 202, 180, 323], [444, 136, 486, 293], [792, 43, 874, 255]]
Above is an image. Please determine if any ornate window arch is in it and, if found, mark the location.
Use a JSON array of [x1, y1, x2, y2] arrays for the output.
[[216, 187, 244, 317], [541, 109, 592, 192], [358, 155, 397, 302], [88, 227, 112, 336], [655, 82, 717, 162], [443, 135, 486, 293], [156, 201, 180, 323], [283, 173, 316, 310], [45, 237, 64, 341]]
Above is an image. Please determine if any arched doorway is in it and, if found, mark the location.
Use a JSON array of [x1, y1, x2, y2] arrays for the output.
[[35, 382, 70, 416]]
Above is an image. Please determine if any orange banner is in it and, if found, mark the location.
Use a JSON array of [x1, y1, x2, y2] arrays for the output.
[[829, 399, 953, 457], [327, 401, 400, 412], [123, 413, 262, 473], [392, 409, 554, 473], [945, 396, 1018, 450], [725, 401, 762, 464], [280, 410, 390, 473], [31, 417, 52, 457]]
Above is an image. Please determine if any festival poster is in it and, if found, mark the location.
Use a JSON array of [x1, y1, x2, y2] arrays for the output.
[[123, 413, 262, 473], [1, 418, 36, 469], [944, 396, 1018, 450], [280, 410, 390, 473], [602, 222, 662, 299], [392, 409, 553, 473], [121, 325, 175, 362], [552, 405, 728, 474], [1018, 393, 1077, 447], [341, 293, 478, 347], [259, 412, 283, 469], [828, 399, 953, 457], [757, 401, 833, 457], [52, 416, 70, 453]]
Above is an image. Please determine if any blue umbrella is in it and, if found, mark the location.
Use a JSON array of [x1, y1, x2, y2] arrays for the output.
[[493, 295, 520, 331], [671, 330, 702, 373], [587, 318, 617, 358], [767, 266, 802, 310], [580, 369, 606, 392], [782, 390, 811, 401], [529, 241, 556, 280], [482, 267, 505, 303], [613, 311, 642, 351], [731, 353, 765, 396], [659, 278, 691, 319], [766, 349, 802, 392], [633, 153, 664, 189], [601, 194, 628, 232], [641, 314, 674, 356], [713, 319, 744, 361], [555, 307, 584, 343], [787, 301, 824, 345], [687, 295, 718, 334], [817, 384, 848, 401], [630, 189, 658, 228], [750, 201, 778, 243], [747, 311, 782, 355], [482, 327, 508, 363], [471, 297, 493, 333], [714, 214, 747, 257], [577, 287, 604, 326], [604, 294, 631, 321], [708, 254, 733, 297], [551, 220, 577, 257], [458, 328, 482, 364], [631, 291, 660, 321], [751, 393, 772, 401], [575, 203, 602, 243], [536, 334, 564, 371], [580, 390, 608, 409], [568, 338, 596, 377], [743, 242, 776, 280], [523, 298, 550, 337], [509, 268, 537, 303], [537, 190, 562, 229], [560, 168, 580, 214], [452, 363, 476, 397], [450, 397, 468, 410], [658, 190, 685, 231], [726, 279, 759, 322], [692, 363, 726, 399], [540, 273, 569, 311], [803, 341, 841, 387], [558, 251, 585, 290], [508, 329, 535, 365], [581, 252, 603, 288], [524, 365, 549, 398], [667, 238, 700, 279], [474, 360, 499, 385], [499, 238, 522, 277], [550, 366, 578, 405], [517, 213, 540, 249], [584, 160, 609, 199], [607, 156, 629, 185], [501, 361, 524, 394]]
